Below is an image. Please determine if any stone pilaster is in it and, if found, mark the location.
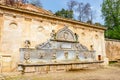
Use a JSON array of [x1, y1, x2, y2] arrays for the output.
[[0, 13, 3, 51]]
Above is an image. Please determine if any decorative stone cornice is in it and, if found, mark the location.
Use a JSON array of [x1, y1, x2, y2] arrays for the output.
[[105, 38, 120, 42], [0, 4, 106, 30]]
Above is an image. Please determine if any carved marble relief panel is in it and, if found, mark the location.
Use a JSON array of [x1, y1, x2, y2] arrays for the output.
[[56, 26, 76, 41], [20, 26, 96, 63]]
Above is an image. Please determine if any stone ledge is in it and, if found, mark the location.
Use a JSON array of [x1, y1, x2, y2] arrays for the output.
[[18, 61, 104, 67], [18, 61, 104, 74], [50, 39, 79, 43], [105, 38, 120, 42]]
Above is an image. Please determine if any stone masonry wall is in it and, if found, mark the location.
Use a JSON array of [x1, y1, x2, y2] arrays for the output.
[[0, 5, 107, 72], [105, 39, 120, 61]]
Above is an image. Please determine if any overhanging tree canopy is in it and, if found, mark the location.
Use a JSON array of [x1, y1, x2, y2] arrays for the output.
[[102, 0, 120, 29], [102, 0, 120, 39]]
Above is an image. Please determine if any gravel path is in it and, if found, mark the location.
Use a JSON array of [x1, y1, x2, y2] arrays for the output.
[[1, 65, 120, 80]]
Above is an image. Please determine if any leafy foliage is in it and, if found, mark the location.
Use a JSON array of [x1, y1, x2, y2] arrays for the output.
[[105, 26, 120, 40], [67, 0, 95, 23], [55, 8, 73, 19], [102, 0, 120, 39], [102, 0, 120, 29], [55, 0, 95, 22]]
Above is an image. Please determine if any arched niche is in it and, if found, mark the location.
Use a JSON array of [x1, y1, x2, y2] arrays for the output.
[[9, 22, 18, 30], [56, 26, 76, 42]]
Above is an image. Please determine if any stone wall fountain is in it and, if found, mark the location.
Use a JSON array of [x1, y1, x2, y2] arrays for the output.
[[18, 26, 105, 74], [20, 26, 96, 64]]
